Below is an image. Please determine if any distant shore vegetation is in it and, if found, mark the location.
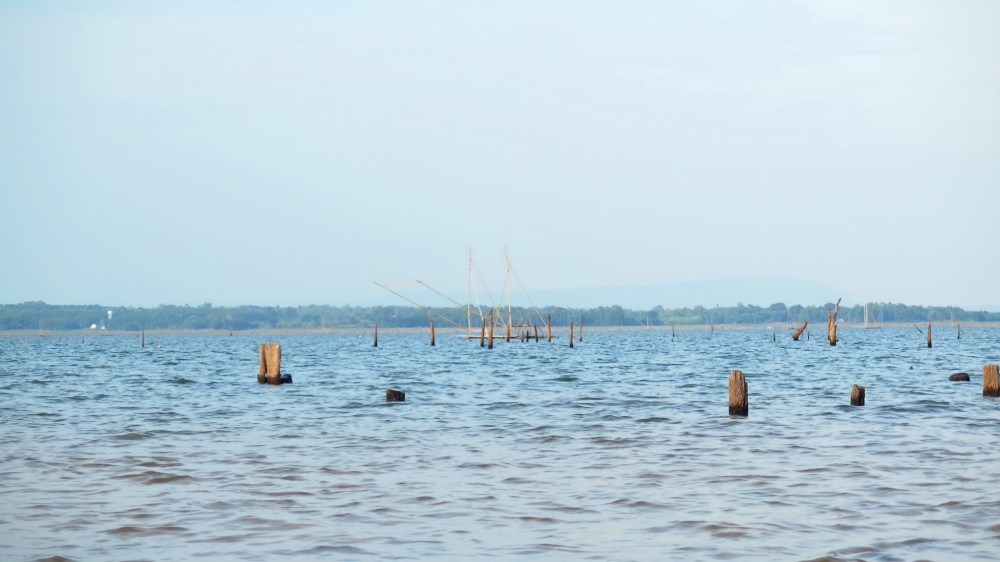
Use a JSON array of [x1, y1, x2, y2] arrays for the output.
[[3, 301, 998, 331]]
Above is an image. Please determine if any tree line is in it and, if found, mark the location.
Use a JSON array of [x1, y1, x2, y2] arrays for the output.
[[2, 301, 997, 331]]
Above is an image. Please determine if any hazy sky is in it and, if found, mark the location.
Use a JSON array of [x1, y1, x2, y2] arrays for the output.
[[2, 1, 998, 308]]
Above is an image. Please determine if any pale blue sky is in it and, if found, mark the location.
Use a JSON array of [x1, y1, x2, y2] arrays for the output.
[[1, 1, 998, 308]]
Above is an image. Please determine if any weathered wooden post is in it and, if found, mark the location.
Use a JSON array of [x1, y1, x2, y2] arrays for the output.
[[983, 364, 1000, 397], [506, 321, 511, 342], [546, 314, 552, 342], [791, 321, 807, 341], [258, 343, 290, 384], [534, 324, 539, 342], [141, 328, 144, 348], [487, 310, 495, 349], [479, 317, 485, 347], [671, 324, 675, 340], [950, 372, 970, 381], [579, 316, 583, 342], [827, 298, 841, 346], [386, 389, 405, 402], [429, 318, 435, 346], [569, 322, 574, 348], [728, 370, 748, 417], [957, 323, 961, 339], [850, 384, 865, 406], [373, 324, 378, 347], [926, 323, 932, 348], [772, 332, 776, 341]]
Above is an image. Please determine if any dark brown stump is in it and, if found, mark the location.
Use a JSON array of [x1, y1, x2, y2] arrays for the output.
[[728, 370, 748, 417], [386, 389, 405, 402], [429, 318, 435, 346], [927, 323, 932, 348], [373, 324, 378, 347], [258, 342, 282, 384], [949, 372, 970, 381], [569, 322, 574, 348], [791, 321, 807, 341], [850, 384, 865, 406], [983, 364, 1000, 397]]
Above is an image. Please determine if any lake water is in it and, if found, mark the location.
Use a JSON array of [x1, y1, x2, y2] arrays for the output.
[[2, 327, 999, 561]]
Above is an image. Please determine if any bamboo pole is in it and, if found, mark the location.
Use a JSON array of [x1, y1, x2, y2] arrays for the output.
[[728, 370, 748, 417], [373, 324, 378, 347], [850, 384, 865, 406], [579, 316, 583, 342], [926, 323, 932, 348], [569, 322, 574, 348], [791, 321, 807, 341], [429, 318, 435, 346], [546, 314, 552, 342], [983, 364, 999, 397]]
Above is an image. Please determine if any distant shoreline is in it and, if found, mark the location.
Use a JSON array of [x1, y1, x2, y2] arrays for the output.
[[5, 322, 998, 337]]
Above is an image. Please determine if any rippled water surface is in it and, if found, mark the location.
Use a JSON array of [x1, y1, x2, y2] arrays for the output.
[[2, 327, 1000, 561]]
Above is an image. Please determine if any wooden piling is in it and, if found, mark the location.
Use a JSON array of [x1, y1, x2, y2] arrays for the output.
[[386, 389, 405, 402], [850, 384, 865, 406], [791, 321, 807, 341], [927, 323, 932, 348], [827, 298, 841, 346], [957, 323, 961, 339], [569, 322, 574, 348], [373, 324, 378, 347], [487, 310, 494, 349], [480, 317, 485, 347], [671, 324, 675, 340], [141, 328, 144, 348], [546, 314, 552, 342], [772, 332, 776, 341], [258, 342, 282, 384], [983, 364, 1000, 397], [506, 321, 511, 343], [429, 318, 435, 346], [579, 316, 583, 342], [534, 324, 539, 342], [949, 372, 970, 381], [728, 370, 748, 417]]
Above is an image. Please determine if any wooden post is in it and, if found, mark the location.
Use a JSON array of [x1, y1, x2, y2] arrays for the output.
[[957, 323, 961, 339], [983, 364, 1000, 397], [479, 317, 485, 347], [671, 324, 675, 340], [258, 342, 283, 384], [728, 370, 748, 417], [141, 328, 144, 348], [569, 322, 574, 348], [429, 318, 435, 346], [546, 314, 552, 342], [506, 321, 511, 342], [772, 332, 776, 341], [373, 324, 378, 347], [827, 298, 841, 346], [386, 389, 405, 402], [791, 321, 807, 341], [487, 310, 494, 349], [807, 330, 810, 340], [534, 324, 539, 342], [926, 323, 932, 348], [579, 316, 583, 342], [850, 384, 865, 406], [949, 372, 970, 381]]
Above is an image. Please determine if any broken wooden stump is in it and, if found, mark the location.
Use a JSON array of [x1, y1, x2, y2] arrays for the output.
[[258, 343, 289, 384], [728, 370, 748, 417], [827, 298, 841, 346], [949, 372, 970, 381], [983, 364, 1000, 397], [791, 321, 807, 341], [386, 389, 405, 402], [850, 384, 865, 406]]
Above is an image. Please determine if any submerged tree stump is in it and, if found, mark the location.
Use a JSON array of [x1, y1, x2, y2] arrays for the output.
[[258, 343, 285, 384], [728, 370, 748, 417], [386, 389, 405, 402], [950, 372, 970, 381], [850, 384, 865, 406], [791, 321, 807, 341], [827, 298, 841, 346], [983, 364, 1000, 397]]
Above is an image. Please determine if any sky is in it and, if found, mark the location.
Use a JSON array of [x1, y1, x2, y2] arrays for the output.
[[1, 1, 998, 309]]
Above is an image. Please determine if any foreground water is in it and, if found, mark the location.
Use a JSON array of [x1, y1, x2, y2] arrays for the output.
[[2, 327, 999, 561]]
